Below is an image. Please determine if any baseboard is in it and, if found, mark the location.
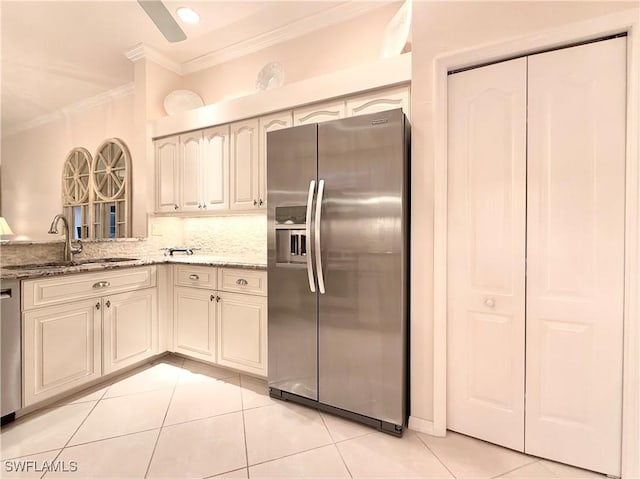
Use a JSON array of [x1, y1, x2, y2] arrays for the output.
[[408, 416, 443, 436]]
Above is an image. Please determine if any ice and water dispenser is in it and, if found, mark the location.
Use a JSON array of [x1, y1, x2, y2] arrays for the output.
[[275, 205, 308, 265]]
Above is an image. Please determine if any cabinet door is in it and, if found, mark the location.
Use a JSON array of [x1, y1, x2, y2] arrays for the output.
[[174, 287, 216, 362], [202, 125, 230, 211], [179, 131, 203, 212], [258, 112, 292, 208], [230, 119, 260, 210], [155, 136, 180, 213], [293, 100, 345, 126], [23, 299, 101, 406], [103, 288, 159, 375], [346, 86, 410, 119], [217, 292, 267, 376]]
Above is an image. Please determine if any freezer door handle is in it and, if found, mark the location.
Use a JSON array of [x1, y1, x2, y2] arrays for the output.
[[315, 179, 326, 294], [305, 180, 316, 293]]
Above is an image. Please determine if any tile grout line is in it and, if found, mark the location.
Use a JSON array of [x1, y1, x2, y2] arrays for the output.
[[317, 412, 355, 479], [39, 399, 103, 479], [246, 441, 338, 469], [202, 466, 249, 479], [414, 433, 458, 479], [490, 458, 543, 479], [143, 359, 184, 479], [239, 375, 251, 478]]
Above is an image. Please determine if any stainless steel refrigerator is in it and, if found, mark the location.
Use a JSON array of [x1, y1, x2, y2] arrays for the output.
[[267, 108, 409, 435]]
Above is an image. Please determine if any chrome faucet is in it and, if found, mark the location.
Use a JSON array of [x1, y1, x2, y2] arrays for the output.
[[48, 214, 83, 262]]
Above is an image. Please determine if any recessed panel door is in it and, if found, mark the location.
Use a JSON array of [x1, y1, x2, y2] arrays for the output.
[[525, 37, 626, 476], [447, 57, 527, 451]]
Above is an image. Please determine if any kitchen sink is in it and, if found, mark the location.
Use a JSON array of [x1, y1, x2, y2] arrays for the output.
[[3, 258, 139, 270]]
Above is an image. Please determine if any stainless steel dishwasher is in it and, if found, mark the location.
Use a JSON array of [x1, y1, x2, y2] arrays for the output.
[[1, 280, 21, 425]]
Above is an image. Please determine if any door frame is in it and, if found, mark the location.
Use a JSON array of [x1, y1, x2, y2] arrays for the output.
[[431, 8, 639, 477]]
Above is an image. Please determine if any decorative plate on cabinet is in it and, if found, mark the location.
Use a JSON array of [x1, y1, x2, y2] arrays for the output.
[[380, 0, 412, 59], [256, 62, 285, 91], [163, 90, 204, 115]]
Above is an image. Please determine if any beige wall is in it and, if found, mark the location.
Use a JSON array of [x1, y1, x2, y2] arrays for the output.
[[409, 1, 638, 425], [180, 3, 400, 106], [1, 93, 136, 241]]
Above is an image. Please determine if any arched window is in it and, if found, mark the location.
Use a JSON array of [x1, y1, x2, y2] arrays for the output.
[[62, 147, 91, 240], [92, 138, 131, 239], [61, 138, 131, 240]]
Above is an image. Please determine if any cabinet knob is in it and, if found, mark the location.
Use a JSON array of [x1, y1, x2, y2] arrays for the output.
[[106, 300, 111, 308], [484, 298, 495, 308], [210, 294, 215, 302], [236, 278, 248, 286], [203, 204, 207, 209], [174, 204, 179, 210], [253, 199, 258, 206], [216, 295, 221, 303], [96, 302, 101, 310], [198, 204, 202, 209], [189, 274, 200, 281], [259, 199, 264, 206]]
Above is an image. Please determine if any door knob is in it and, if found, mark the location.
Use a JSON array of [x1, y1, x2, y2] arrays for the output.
[[484, 298, 495, 308]]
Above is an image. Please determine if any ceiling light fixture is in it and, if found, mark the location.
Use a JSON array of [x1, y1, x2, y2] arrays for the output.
[[176, 7, 200, 25]]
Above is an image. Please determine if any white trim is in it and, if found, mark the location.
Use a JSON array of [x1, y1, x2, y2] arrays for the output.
[[180, 2, 392, 75], [408, 416, 436, 435], [432, 8, 639, 477], [2, 83, 135, 138], [151, 53, 411, 139], [123, 43, 182, 75]]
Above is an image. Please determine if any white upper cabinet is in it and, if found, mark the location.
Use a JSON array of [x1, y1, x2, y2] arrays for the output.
[[230, 118, 260, 210], [179, 131, 203, 212], [258, 111, 292, 208], [346, 86, 411, 118], [202, 125, 230, 211], [155, 136, 180, 213], [294, 99, 346, 126]]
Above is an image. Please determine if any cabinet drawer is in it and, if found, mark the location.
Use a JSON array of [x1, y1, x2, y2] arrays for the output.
[[23, 267, 156, 311], [175, 265, 217, 289], [218, 268, 267, 296]]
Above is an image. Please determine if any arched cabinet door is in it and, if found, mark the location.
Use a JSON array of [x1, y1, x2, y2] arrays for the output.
[[230, 119, 260, 210]]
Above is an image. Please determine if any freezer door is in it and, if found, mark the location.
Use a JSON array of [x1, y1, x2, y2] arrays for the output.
[[267, 124, 319, 401], [317, 109, 408, 426]]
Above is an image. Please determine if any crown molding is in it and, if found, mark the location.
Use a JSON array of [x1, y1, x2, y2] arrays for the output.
[[181, 2, 393, 75], [124, 43, 183, 75], [2, 83, 135, 138]]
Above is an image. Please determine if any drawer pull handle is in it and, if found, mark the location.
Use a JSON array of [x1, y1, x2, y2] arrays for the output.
[[106, 300, 111, 308], [236, 278, 248, 286], [96, 302, 100, 310], [189, 274, 200, 281], [93, 281, 110, 289]]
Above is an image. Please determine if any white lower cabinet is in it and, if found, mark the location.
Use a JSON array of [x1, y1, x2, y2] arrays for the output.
[[217, 292, 267, 376], [102, 288, 159, 375], [173, 286, 217, 362], [23, 299, 102, 407], [172, 266, 268, 377]]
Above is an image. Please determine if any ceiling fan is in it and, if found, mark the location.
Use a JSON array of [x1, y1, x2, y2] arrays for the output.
[[137, 0, 187, 43]]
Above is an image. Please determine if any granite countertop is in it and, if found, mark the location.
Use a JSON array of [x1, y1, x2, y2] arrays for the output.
[[0, 254, 267, 280]]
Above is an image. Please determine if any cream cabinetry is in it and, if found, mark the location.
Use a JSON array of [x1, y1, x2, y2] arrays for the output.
[[172, 266, 268, 376], [154, 85, 410, 214], [258, 112, 292, 208], [155, 136, 180, 212], [102, 288, 159, 375], [22, 267, 158, 407], [230, 119, 260, 210], [23, 299, 101, 407], [293, 99, 346, 126]]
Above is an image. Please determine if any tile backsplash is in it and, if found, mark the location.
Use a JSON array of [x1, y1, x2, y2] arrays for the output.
[[0, 214, 267, 266]]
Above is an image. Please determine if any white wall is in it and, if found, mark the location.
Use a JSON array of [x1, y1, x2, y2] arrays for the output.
[[1, 93, 136, 241], [409, 0, 638, 426]]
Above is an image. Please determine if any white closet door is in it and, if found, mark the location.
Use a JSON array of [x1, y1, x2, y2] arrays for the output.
[[447, 57, 527, 451], [526, 37, 626, 476]]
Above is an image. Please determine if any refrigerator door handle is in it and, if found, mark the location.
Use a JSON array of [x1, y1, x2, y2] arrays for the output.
[[305, 180, 316, 293], [315, 179, 326, 294]]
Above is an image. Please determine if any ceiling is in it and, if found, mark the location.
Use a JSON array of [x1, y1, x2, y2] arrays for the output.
[[1, 1, 384, 134]]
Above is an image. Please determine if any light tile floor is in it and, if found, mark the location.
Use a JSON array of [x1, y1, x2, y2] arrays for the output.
[[1, 355, 606, 479]]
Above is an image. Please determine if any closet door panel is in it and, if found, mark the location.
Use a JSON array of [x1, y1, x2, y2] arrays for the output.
[[447, 57, 527, 451], [526, 37, 626, 476]]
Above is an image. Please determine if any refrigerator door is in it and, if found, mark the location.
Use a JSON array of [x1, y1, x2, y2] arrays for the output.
[[267, 124, 319, 401], [317, 109, 408, 426]]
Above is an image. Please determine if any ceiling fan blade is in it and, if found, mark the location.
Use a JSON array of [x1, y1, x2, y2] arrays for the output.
[[137, 0, 187, 43]]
